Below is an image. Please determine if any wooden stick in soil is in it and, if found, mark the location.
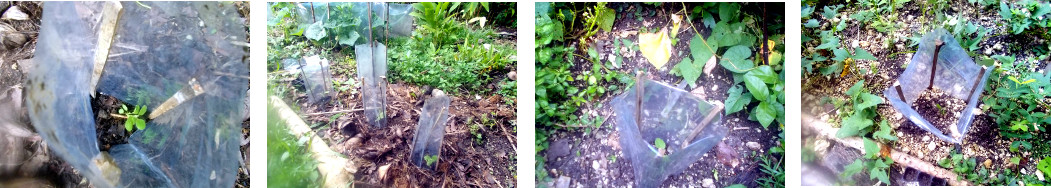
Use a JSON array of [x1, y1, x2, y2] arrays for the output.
[[682, 101, 723, 149], [635, 71, 646, 133], [803, 114, 969, 186], [928, 39, 944, 90], [304, 108, 364, 116]]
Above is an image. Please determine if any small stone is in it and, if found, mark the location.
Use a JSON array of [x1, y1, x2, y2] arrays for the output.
[[702, 178, 715, 188], [860, 41, 870, 48], [984, 48, 994, 55], [1037, 170, 1045, 181], [922, 136, 930, 142], [554, 176, 571, 188], [984, 159, 992, 168], [851, 40, 860, 48], [927, 142, 936, 151], [993, 43, 1003, 50], [508, 71, 517, 80], [896, 132, 903, 138], [592, 161, 600, 170], [1, 6, 29, 20], [1022, 168, 1027, 175], [746, 142, 762, 151]]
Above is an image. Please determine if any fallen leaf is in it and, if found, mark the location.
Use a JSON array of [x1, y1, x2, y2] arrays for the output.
[[715, 141, 739, 166], [702, 56, 717, 75], [638, 28, 673, 69], [670, 14, 683, 37]]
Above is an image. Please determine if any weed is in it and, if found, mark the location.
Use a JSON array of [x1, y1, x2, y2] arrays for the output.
[[841, 138, 893, 184], [424, 154, 439, 167]]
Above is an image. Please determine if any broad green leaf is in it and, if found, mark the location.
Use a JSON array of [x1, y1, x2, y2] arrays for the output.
[[304, 21, 327, 40], [725, 85, 751, 115], [743, 73, 769, 101], [720, 45, 754, 73], [755, 101, 776, 128], [831, 49, 850, 61], [718, 3, 740, 22], [639, 29, 673, 69], [804, 19, 820, 28], [597, 6, 616, 32], [841, 159, 864, 179], [870, 167, 890, 183], [819, 61, 843, 75], [674, 58, 702, 88], [863, 138, 879, 159], [748, 66, 778, 84], [855, 93, 883, 112], [136, 119, 146, 130], [853, 48, 877, 61], [874, 120, 898, 141], [846, 80, 865, 99], [816, 37, 840, 50], [690, 34, 716, 66], [125, 119, 134, 132], [338, 31, 360, 46], [837, 113, 873, 138]]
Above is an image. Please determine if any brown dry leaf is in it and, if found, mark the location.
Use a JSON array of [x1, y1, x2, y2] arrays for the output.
[[702, 56, 717, 75], [715, 141, 739, 167]]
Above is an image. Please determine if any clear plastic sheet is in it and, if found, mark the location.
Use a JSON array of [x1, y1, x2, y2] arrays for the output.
[[409, 92, 450, 170], [296, 2, 414, 45], [356, 41, 388, 128], [27, 2, 248, 187], [612, 80, 728, 187], [300, 55, 334, 104], [882, 29, 991, 143]]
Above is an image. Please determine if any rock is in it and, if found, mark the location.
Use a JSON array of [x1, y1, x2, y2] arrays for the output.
[[507, 71, 517, 80], [993, 43, 1003, 50], [851, 40, 859, 48], [547, 139, 572, 158], [896, 132, 903, 138], [922, 136, 930, 142], [592, 160, 600, 170], [984, 159, 992, 168], [984, 48, 994, 55], [0, 23, 26, 50], [746, 142, 762, 151], [1, 6, 28, 21], [1022, 168, 1027, 175], [554, 176, 571, 188], [860, 41, 870, 48], [927, 142, 936, 151], [1037, 170, 1045, 181], [702, 178, 715, 188]]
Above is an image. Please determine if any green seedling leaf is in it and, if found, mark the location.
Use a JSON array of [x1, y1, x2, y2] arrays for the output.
[[1038, 157, 1051, 176], [125, 118, 134, 132], [136, 118, 146, 130], [654, 138, 666, 151], [425, 154, 439, 167], [855, 93, 883, 112], [841, 159, 864, 179], [863, 138, 879, 159], [804, 19, 820, 28], [853, 48, 877, 61], [597, 6, 616, 32], [749, 66, 779, 84], [689, 34, 716, 67], [720, 45, 754, 73], [673, 58, 702, 88], [869, 165, 890, 183], [837, 112, 874, 138], [724, 85, 751, 115], [846, 80, 865, 99], [874, 120, 898, 141]]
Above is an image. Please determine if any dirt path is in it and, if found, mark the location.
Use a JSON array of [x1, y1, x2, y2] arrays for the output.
[[541, 3, 784, 187]]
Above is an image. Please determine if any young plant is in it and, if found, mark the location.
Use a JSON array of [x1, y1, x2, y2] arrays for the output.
[[834, 80, 885, 138], [841, 138, 893, 184], [120, 104, 147, 132], [424, 154, 439, 167]]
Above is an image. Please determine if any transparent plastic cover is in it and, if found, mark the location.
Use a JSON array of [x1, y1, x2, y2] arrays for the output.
[[28, 2, 248, 187], [612, 80, 728, 187], [409, 93, 450, 170], [883, 29, 991, 143]]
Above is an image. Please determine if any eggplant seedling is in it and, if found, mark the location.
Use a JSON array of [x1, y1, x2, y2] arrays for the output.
[[120, 104, 147, 132]]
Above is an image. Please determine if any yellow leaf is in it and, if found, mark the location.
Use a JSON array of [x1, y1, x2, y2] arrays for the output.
[[841, 58, 853, 77], [639, 28, 672, 69], [765, 39, 777, 53], [670, 14, 682, 37]]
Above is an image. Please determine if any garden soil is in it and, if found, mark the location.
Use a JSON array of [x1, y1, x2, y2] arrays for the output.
[[803, 0, 1047, 184], [542, 3, 783, 187], [910, 88, 965, 136], [282, 33, 519, 186]]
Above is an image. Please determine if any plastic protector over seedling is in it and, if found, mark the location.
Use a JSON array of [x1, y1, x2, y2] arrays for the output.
[[612, 80, 728, 187], [883, 29, 991, 143], [28, 2, 247, 187], [300, 55, 335, 103], [409, 92, 450, 170], [357, 41, 388, 128], [296, 2, 414, 44]]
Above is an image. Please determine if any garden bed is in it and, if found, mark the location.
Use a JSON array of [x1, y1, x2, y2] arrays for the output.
[[802, 0, 1051, 185], [910, 88, 965, 136], [538, 2, 784, 187]]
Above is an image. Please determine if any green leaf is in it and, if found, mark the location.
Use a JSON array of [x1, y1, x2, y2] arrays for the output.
[[304, 21, 327, 40], [853, 48, 877, 61], [719, 45, 754, 73], [689, 34, 716, 67], [674, 58, 702, 87], [804, 19, 820, 28], [874, 120, 898, 141], [597, 7, 616, 32], [863, 138, 879, 159], [718, 3, 740, 22], [841, 159, 864, 179], [125, 119, 134, 132], [724, 85, 751, 115], [743, 72, 769, 101], [870, 166, 890, 183], [755, 101, 776, 128], [855, 93, 883, 112], [724, 184, 747, 188], [338, 31, 360, 46], [846, 80, 865, 99], [1011, 156, 1021, 165], [654, 138, 666, 150], [1038, 157, 1051, 176], [136, 119, 146, 130], [831, 49, 850, 62], [748, 66, 778, 84], [837, 113, 874, 138], [816, 36, 840, 50]]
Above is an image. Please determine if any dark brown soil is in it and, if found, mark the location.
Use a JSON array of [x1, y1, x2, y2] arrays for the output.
[[540, 2, 784, 187], [910, 88, 965, 136]]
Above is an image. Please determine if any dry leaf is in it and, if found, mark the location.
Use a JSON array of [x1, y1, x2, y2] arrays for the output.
[[638, 28, 672, 69], [702, 56, 717, 75]]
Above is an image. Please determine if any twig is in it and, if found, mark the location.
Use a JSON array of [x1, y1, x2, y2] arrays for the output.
[[928, 39, 944, 90], [498, 120, 518, 151], [304, 108, 363, 116], [682, 101, 723, 148]]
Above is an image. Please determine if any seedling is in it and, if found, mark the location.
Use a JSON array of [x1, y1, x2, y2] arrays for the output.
[[120, 104, 147, 132], [424, 154, 439, 167]]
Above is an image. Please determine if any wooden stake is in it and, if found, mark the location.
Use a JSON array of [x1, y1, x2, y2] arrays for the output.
[[928, 39, 944, 90], [682, 101, 723, 149]]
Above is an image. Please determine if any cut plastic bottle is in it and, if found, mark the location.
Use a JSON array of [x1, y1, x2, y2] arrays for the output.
[[409, 90, 451, 170]]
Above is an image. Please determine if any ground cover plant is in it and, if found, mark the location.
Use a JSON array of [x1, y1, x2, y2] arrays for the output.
[[801, 0, 1051, 185], [535, 2, 784, 187], [267, 2, 517, 186]]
